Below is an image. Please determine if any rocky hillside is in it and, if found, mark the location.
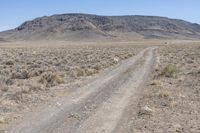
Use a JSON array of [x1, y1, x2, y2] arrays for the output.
[[1, 13, 200, 40]]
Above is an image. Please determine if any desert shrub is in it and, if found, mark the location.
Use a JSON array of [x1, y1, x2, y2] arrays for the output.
[[5, 60, 14, 65], [0, 85, 9, 92], [29, 84, 43, 91], [0, 77, 9, 92], [11, 70, 30, 79], [0, 68, 10, 75], [11, 91, 24, 103], [39, 71, 64, 87], [21, 86, 30, 94], [93, 65, 101, 71], [11, 72, 22, 79], [158, 90, 171, 99], [85, 68, 97, 76], [69, 66, 98, 77], [5, 78, 14, 85], [70, 66, 85, 77], [0, 76, 14, 86], [29, 69, 41, 77], [20, 70, 30, 79], [161, 64, 180, 78]]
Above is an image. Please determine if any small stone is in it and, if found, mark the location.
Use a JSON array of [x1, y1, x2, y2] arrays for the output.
[[173, 124, 182, 132], [113, 57, 119, 63], [0, 117, 7, 124], [56, 102, 62, 106], [138, 105, 154, 116], [68, 112, 81, 119], [150, 80, 159, 85]]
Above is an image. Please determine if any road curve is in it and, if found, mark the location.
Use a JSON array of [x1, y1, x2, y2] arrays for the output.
[[8, 47, 156, 133]]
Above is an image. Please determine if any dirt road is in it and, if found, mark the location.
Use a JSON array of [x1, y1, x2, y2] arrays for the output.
[[8, 47, 155, 133]]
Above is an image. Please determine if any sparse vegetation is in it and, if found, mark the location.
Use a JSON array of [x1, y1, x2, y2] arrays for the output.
[[131, 44, 200, 133], [161, 64, 180, 78], [39, 71, 64, 87], [0, 44, 143, 127], [158, 90, 171, 99]]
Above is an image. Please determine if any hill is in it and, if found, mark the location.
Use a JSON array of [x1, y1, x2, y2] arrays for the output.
[[1, 13, 200, 41]]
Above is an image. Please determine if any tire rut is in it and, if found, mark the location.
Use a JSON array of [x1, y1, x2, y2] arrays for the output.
[[8, 47, 155, 133], [75, 48, 155, 133]]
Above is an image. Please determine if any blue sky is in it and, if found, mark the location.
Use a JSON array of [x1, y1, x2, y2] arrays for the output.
[[0, 0, 200, 31]]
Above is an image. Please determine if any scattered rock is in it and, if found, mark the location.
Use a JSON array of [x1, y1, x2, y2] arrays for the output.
[[68, 112, 81, 119], [173, 124, 183, 133], [138, 105, 154, 116], [150, 80, 160, 86], [0, 117, 8, 124], [113, 57, 119, 63]]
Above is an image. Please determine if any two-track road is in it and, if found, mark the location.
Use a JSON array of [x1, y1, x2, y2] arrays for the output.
[[8, 47, 156, 133]]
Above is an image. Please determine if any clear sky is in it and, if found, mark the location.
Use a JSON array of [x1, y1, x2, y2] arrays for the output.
[[0, 0, 200, 31]]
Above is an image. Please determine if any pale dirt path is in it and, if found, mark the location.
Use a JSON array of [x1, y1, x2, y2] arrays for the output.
[[8, 47, 155, 133], [76, 48, 154, 133]]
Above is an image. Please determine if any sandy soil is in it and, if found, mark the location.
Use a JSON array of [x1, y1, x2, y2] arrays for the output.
[[0, 40, 200, 133], [6, 47, 155, 133], [130, 44, 200, 133], [0, 41, 146, 132]]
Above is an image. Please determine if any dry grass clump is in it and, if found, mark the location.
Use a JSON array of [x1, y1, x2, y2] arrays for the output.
[[70, 66, 85, 77], [39, 71, 64, 87], [158, 90, 171, 99], [4, 60, 14, 66], [161, 64, 180, 78], [70, 66, 98, 77], [11, 69, 30, 79], [0, 85, 9, 92], [85, 68, 98, 76], [0, 76, 13, 92], [0, 76, 14, 86]]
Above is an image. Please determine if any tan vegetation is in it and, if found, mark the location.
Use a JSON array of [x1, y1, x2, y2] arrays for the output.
[[161, 64, 180, 78], [39, 71, 64, 87], [0, 43, 144, 128], [131, 44, 200, 133]]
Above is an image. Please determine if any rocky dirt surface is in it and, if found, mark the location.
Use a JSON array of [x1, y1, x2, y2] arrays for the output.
[[0, 44, 145, 131], [130, 44, 200, 133], [7, 47, 155, 133], [1, 41, 199, 133]]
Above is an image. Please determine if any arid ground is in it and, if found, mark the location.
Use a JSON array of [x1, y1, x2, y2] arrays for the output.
[[0, 40, 200, 133], [131, 43, 200, 133]]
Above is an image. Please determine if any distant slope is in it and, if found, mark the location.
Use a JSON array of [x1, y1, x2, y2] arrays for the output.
[[1, 13, 200, 40], [0, 37, 6, 42]]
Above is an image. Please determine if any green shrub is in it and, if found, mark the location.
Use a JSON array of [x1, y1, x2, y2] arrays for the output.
[[161, 64, 180, 78]]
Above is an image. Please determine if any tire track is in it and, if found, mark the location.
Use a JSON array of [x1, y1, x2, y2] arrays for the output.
[[8, 47, 155, 133]]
